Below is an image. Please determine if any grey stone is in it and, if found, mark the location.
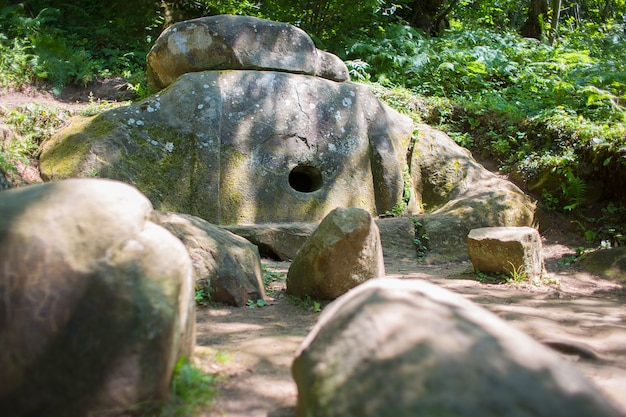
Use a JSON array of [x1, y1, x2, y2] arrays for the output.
[[411, 124, 536, 262], [579, 247, 626, 281], [40, 70, 413, 224], [0, 178, 195, 416], [293, 278, 624, 417], [467, 226, 545, 279], [152, 211, 265, 306], [224, 217, 417, 263], [224, 223, 318, 261], [146, 15, 348, 91], [286, 207, 385, 300]]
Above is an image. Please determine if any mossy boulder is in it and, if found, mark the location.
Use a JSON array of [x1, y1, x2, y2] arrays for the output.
[[293, 278, 624, 417], [152, 211, 266, 306], [411, 124, 536, 262], [146, 15, 348, 91], [579, 248, 626, 281], [286, 207, 385, 300], [0, 178, 195, 416], [40, 70, 413, 225]]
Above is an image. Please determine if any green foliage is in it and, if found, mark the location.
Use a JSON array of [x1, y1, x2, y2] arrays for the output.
[[473, 269, 505, 284], [149, 357, 217, 417], [289, 294, 322, 313], [259, 0, 395, 46], [194, 282, 212, 306], [262, 263, 285, 298], [345, 59, 371, 82], [0, 1, 156, 91], [558, 246, 592, 266], [506, 261, 528, 285], [0, 103, 69, 174], [246, 298, 267, 309], [574, 202, 626, 248], [411, 219, 429, 261], [351, 21, 625, 226]]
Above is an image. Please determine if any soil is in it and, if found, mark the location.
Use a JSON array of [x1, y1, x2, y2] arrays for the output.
[[195, 228, 626, 417], [2, 84, 625, 416]]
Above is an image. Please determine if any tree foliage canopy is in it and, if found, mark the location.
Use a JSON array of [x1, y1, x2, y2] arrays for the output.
[[1, 0, 625, 244]]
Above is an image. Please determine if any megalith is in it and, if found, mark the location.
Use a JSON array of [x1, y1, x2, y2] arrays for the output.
[[0, 179, 195, 416], [286, 207, 385, 299], [147, 15, 349, 91], [40, 70, 413, 224], [292, 278, 624, 417]]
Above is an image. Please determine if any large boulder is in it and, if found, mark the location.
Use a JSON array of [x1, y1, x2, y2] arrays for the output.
[[411, 124, 536, 262], [286, 207, 385, 300], [147, 15, 349, 91], [40, 70, 413, 224], [152, 211, 265, 306], [292, 278, 624, 417], [0, 179, 195, 416]]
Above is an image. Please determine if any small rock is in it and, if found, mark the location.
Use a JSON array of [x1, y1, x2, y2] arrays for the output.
[[286, 207, 385, 299], [467, 226, 545, 279]]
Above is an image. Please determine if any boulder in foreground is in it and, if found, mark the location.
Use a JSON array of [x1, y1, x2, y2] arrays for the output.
[[292, 278, 623, 417], [0, 179, 195, 416]]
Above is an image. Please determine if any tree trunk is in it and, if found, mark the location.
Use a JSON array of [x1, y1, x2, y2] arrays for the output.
[[521, 0, 549, 39], [400, 0, 456, 35], [548, 0, 562, 44]]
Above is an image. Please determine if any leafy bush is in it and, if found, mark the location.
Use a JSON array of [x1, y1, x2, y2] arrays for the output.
[[148, 357, 217, 417], [0, 2, 156, 92], [0, 103, 70, 179]]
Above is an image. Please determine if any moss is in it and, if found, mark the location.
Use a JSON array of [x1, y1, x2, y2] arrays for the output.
[[40, 115, 116, 180], [219, 145, 247, 224], [119, 126, 198, 214]]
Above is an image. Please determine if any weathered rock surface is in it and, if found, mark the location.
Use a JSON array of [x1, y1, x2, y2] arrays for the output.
[[579, 247, 626, 281], [152, 211, 265, 307], [224, 223, 318, 261], [467, 226, 545, 279], [411, 124, 536, 262], [376, 216, 419, 262], [40, 70, 413, 224], [286, 207, 385, 300], [0, 178, 195, 416], [225, 217, 417, 263], [147, 15, 349, 91], [292, 278, 624, 417]]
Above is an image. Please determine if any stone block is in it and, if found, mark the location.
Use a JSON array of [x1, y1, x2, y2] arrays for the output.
[[467, 226, 545, 279]]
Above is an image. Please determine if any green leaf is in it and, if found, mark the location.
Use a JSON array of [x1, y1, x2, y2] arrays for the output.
[[466, 60, 487, 74]]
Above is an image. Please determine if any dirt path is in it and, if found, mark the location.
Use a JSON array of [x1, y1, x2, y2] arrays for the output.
[[194, 234, 626, 417]]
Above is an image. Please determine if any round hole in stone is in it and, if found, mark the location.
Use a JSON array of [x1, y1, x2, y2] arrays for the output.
[[289, 165, 323, 193]]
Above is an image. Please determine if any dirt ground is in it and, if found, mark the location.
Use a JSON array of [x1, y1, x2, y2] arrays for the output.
[[2, 85, 625, 416], [194, 226, 626, 417]]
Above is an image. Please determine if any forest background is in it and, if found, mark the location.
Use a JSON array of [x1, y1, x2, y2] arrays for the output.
[[0, 0, 625, 247]]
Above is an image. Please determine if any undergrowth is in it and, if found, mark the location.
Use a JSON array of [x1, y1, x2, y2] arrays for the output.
[[141, 357, 217, 417], [1, 4, 625, 245]]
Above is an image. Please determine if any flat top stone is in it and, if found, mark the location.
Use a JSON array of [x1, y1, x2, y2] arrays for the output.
[[468, 226, 539, 241]]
